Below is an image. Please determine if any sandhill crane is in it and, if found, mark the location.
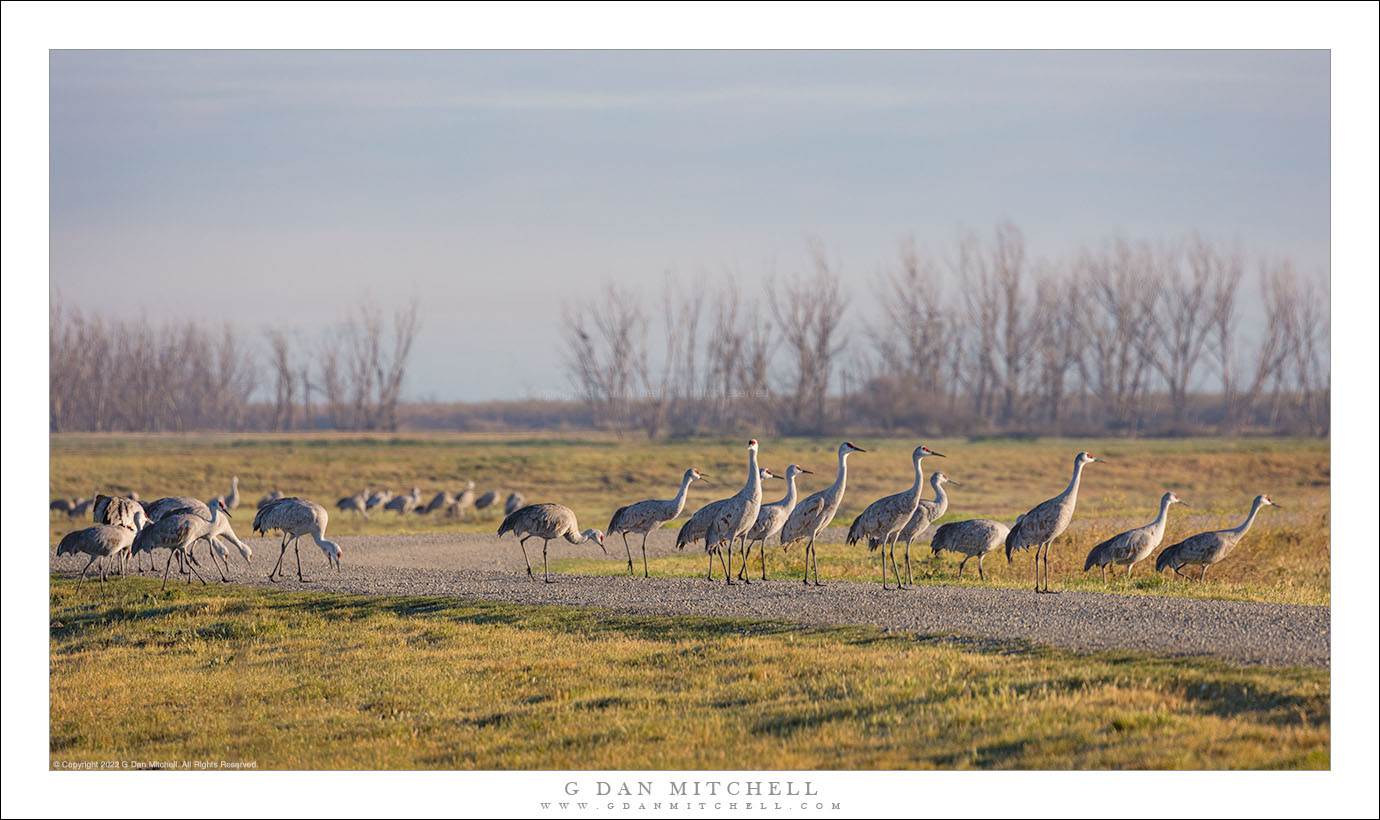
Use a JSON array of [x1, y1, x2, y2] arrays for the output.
[[364, 489, 393, 511], [675, 441, 765, 586], [675, 468, 777, 578], [57, 510, 149, 589], [931, 518, 1013, 580], [146, 496, 211, 522], [257, 489, 286, 509], [895, 472, 960, 586], [504, 492, 526, 516], [209, 475, 241, 510], [847, 445, 946, 590], [93, 494, 143, 566], [1155, 494, 1278, 581], [130, 500, 233, 590], [781, 441, 867, 586], [474, 490, 500, 511], [498, 503, 605, 583], [608, 468, 708, 577], [1084, 492, 1186, 582], [449, 482, 476, 518], [422, 490, 453, 515], [68, 498, 94, 518], [254, 497, 343, 582], [384, 487, 422, 516], [50, 498, 77, 515], [740, 464, 812, 581], [336, 489, 371, 521], [1005, 451, 1100, 593]]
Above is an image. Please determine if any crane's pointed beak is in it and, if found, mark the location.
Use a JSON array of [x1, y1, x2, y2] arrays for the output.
[[801, 468, 814, 474], [948, 479, 962, 486], [1271, 502, 1284, 510], [928, 450, 947, 458]]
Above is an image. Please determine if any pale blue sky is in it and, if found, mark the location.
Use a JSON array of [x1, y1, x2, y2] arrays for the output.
[[49, 49, 1330, 400]]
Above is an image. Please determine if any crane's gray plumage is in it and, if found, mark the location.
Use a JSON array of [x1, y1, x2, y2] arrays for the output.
[[364, 489, 392, 511], [1155, 494, 1278, 581], [448, 482, 476, 518], [254, 497, 342, 582], [676, 441, 764, 585], [847, 445, 946, 589], [474, 490, 499, 510], [895, 472, 960, 585], [497, 503, 605, 583], [58, 510, 149, 588], [740, 464, 811, 581], [51, 498, 77, 514], [504, 492, 526, 516], [131, 501, 232, 590], [1004, 451, 1100, 593], [1084, 492, 1185, 581], [146, 496, 211, 522], [675, 469, 774, 551], [608, 468, 707, 577], [781, 441, 866, 586], [93, 494, 143, 529], [336, 488, 371, 520], [931, 518, 1012, 580], [384, 487, 422, 515], [422, 490, 453, 515]]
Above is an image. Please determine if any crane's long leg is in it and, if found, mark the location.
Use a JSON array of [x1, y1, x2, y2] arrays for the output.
[[268, 533, 290, 581], [802, 537, 812, 585], [904, 539, 914, 587], [958, 555, 968, 580], [707, 547, 714, 580], [810, 537, 825, 587], [77, 554, 97, 586], [1126, 564, 1134, 581], [294, 536, 305, 582], [759, 538, 768, 580], [161, 551, 176, 590], [542, 538, 552, 584], [186, 552, 208, 585], [641, 532, 650, 578], [717, 544, 733, 586], [518, 536, 534, 579], [1101, 565, 1107, 583], [622, 533, 635, 575], [1042, 542, 1059, 594], [1172, 563, 1191, 579], [1032, 548, 1040, 592], [739, 537, 752, 584], [977, 554, 986, 581], [1200, 565, 1208, 582], [892, 537, 906, 590]]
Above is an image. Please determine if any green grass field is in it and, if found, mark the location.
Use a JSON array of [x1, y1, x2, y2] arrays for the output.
[[50, 433, 1330, 605], [48, 578, 1328, 770]]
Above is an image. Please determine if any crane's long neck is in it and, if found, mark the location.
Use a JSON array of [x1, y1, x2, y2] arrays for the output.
[[1232, 499, 1267, 536], [1062, 459, 1086, 504], [908, 455, 925, 497], [1148, 495, 1174, 535], [830, 449, 851, 498], [669, 473, 696, 517], [930, 474, 950, 513], [564, 527, 596, 545], [744, 447, 761, 502], [782, 473, 799, 507]]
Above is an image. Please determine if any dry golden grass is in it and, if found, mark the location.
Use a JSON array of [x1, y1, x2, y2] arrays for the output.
[[49, 578, 1328, 770]]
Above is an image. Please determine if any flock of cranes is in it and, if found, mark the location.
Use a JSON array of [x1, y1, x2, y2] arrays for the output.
[[53, 443, 1281, 595]]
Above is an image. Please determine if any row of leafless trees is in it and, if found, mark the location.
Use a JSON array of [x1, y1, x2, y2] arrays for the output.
[[562, 225, 1330, 438], [49, 297, 421, 432]]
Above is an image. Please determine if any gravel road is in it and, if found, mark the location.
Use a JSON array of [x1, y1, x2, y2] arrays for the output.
[[51, 528, 1330, 668]]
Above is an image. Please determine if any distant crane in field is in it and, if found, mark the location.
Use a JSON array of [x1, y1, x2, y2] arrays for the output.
[[475, 490, 500, 512], [253, 497, 343, 582], [895, 472, 960, 586], [498, 503, 605, 583], [1005, 451, 1101, 593], [422, 490, 453, 515], [50, 498, 78, 515], [739, 464, 811, 582], [930, 517, 1014, 581], [385, 487, 422, 516], [449, 482, 476, 518], [209, 475, 241, 511], [608, 468, 709, 577], [364, 489, 392, 511], [847, 445, 946, 590], [504, 492, 526, 516], [1155, 494, 1278, 581], [57, 510, 149, 589], [781, 441, 867, 586], [337, 489, 371, 521], [130, 500, 233, 590], [1084, 492, 1186, 582]]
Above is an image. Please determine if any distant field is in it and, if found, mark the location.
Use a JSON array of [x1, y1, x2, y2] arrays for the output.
[[49, 433, 1330, 605], [48, 578, 1329, 770]]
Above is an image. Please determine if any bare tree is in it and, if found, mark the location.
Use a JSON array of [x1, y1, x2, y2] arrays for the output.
[[1151, 237, 1238, 430], [266, 329, 296, 430], [767, 242, 849, 435], [562, 282, 647, 433], [1078, 237, 1163, 434]]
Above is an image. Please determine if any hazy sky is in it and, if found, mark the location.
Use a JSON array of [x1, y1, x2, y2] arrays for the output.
[[48, 48, 1331, 401]]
